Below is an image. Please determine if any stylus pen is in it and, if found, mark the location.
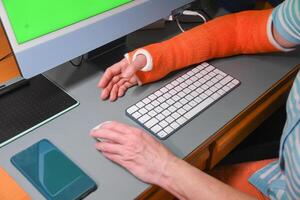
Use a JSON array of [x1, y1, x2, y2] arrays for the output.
[[0, 79, 29, 96]]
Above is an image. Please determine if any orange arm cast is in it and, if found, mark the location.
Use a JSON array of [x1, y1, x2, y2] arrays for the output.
[[129, 9, 278, 84]]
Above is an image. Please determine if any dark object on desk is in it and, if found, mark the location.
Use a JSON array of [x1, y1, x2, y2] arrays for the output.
[[11, 139, 97, 200], [0, 75, 79, 147]]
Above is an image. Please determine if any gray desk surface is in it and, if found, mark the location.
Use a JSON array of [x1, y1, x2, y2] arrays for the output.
[[0, 22, 299, 200]]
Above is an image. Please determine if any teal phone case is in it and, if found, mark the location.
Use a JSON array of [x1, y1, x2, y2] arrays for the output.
[[11, 139, 97, 200]]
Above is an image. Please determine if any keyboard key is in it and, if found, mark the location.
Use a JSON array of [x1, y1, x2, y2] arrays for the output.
[[188, 85, 196, 90], [167, 99, 175, 105], [148, 110, 157, 117], [200, 93, 208, 99], [154, 90, 163, 97], [211, 93, 221, 100], [161, 102, 169, 109], [182, 74, 189, 79], [183, 104, 192, 111], [154, 106, 163, 113], [177, 77, 184, 83], [178, 91, 186, 98], [139, 108, 148, 115], [138, 114, 151, 123], [136, 102, 144, 108], [159, 120, 168, 128], [184, 97, 214, 119], [185, 94, 193, 101], [151, 100, 160, 107], [220, 76, 233, 85], [166, 116, 175, 123], [166, 84, 174, 90], [145, 104, 154, 111], [157, 131, 168, 138], [196, 65, 205, 71], [171, 112, 181, 119], [188, 100, 197, 107], [169, 89, 177, 95], [180, 98, 188, 105], [174, 86, 182, 92], [148, 94, 156, 100], [216, 74, 224, 80], [180, 82, 188, 88], [210, 86, 218, 92], [176, 117, 187, 125], [145, 118, 159, 128], [222, 85, 230, 92], [187, 71, 195, 76], [160, 87, 168, 93], [196, 88, 204, 94], [170, 122, 180, 129], [157, 96, 166, 103], [163, 93, 171, 99], [132, 112, 142, 119], [217, 89, 225, 96], [142, 98, 151, 104], [214, 69, 226, 76], [172, 95, 180, 101], [162, 110, 171, 117], [191, 91, 198, 97], [205, 90, 213, 96], [194, 96, 203, 103], [183, 88, 191, 94], [186, 79, 193, 85], [164, 126, 174, 134], [156, 114, 165, 121], [211, 78, 218, 83], [202, 62, 209, 67], [201, 84, 209, 90], [151, 125, 162, 133], [171, 80, 180, 86], [174, 102, 182, 109], [178, 108, 187, 115], [227, 82, 235, 89], [127, 105, 138, 114], [168, 105, 177, 112], [232, 79, 239, 85], [192, 68, 199, 73], [205, 65, 215, 72]]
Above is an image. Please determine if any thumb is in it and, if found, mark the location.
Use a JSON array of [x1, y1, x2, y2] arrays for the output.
[[122, 64, 137, 78]]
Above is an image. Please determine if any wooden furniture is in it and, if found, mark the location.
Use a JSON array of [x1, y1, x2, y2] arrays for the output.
[[136, 65, 299, 199], [0, 22, 20, 83]]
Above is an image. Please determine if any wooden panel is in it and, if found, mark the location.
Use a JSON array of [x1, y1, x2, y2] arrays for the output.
[[0, 22, 11, 59], [208, 66, 299, 168], [0, 22, 21, 83], [136, 148, 210, 200]]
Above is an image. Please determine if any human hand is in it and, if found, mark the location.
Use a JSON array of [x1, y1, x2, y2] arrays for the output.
[[98, 54, 147, 101], [90, 121, 177, 185]]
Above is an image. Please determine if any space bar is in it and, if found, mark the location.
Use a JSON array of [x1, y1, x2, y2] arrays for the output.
[[184, 97, 214, 119]]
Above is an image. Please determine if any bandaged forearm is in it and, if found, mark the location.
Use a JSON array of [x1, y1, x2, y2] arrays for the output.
[[128, 9, 280, 84]]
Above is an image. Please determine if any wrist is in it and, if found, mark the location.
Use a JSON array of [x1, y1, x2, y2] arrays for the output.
[[156, 155, 182, 188]]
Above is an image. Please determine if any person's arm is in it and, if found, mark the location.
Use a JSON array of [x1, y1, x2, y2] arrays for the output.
[[98, 9, 280, 100], [90, 121, 255, 200]]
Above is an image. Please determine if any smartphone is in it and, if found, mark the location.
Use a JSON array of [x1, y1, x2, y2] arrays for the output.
[[11, 139, 97, 200]]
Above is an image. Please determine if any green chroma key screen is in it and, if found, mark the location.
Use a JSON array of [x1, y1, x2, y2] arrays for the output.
[[2, 0, 132, 44]]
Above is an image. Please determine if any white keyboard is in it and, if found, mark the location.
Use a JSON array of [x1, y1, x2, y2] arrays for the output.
[[126, 62, 240, 140]]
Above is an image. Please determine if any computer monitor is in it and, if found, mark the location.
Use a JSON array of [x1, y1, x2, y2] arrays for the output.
[[0, 0, 193, 79]]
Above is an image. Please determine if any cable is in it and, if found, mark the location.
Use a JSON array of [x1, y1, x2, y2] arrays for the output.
[[183, 10, 207, 23], [175, 10, 207, 33], [69, 55, 84, 67], [176, 18, 186, 33]]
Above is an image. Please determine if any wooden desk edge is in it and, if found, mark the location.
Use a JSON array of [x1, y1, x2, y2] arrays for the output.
[[136, 64, 300, 200]]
